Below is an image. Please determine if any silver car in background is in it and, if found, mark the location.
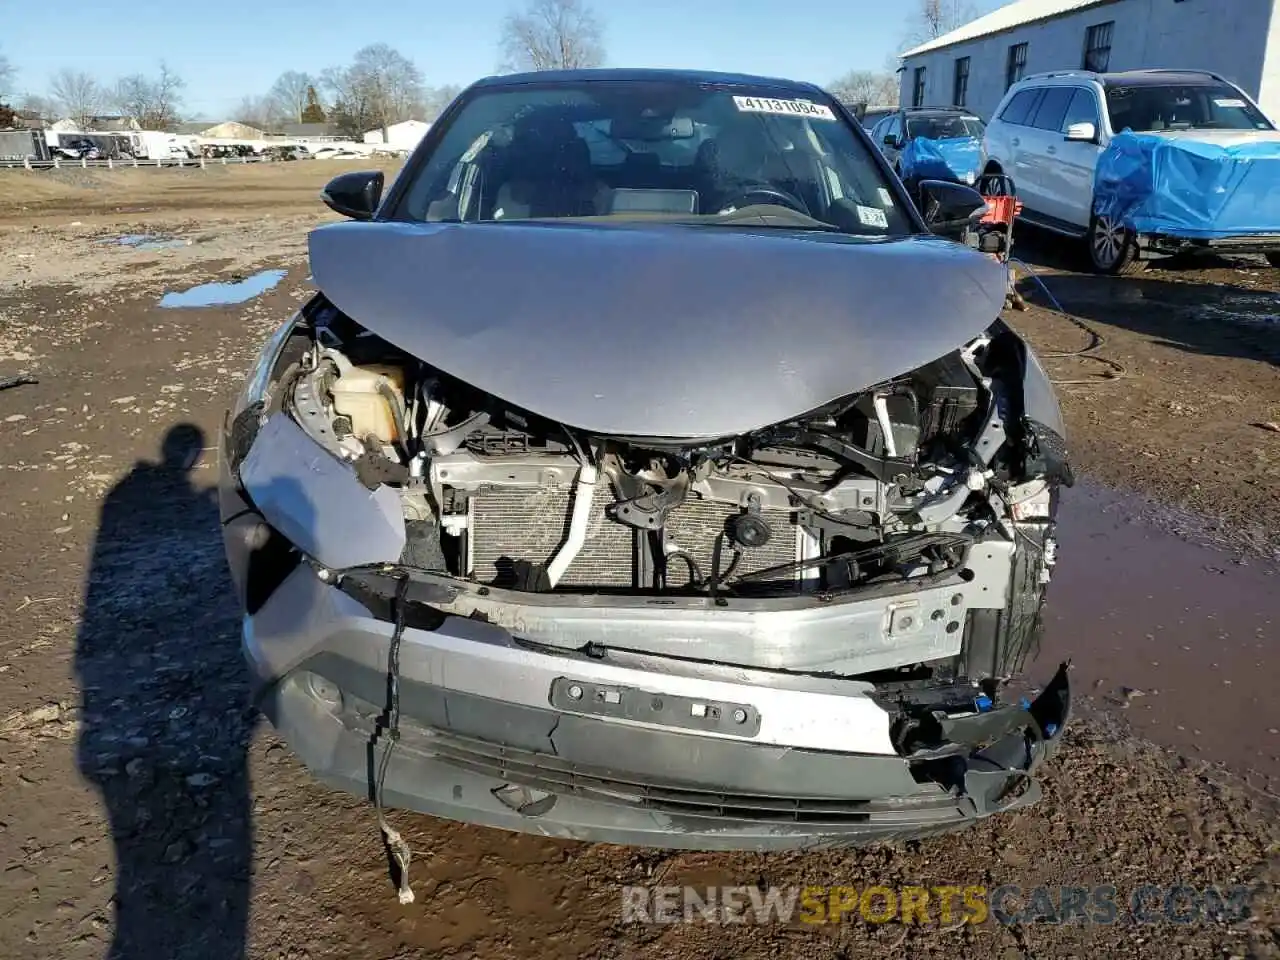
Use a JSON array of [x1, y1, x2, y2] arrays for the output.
[[220, 68, 1072, 851]]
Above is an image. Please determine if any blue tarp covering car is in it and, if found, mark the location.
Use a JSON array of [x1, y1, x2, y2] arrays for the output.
[[1094, 131, 1280, 239], [899, 136, 984, 186]]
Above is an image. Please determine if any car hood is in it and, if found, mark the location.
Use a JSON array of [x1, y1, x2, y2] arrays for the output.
[[308, 220, 1006, 439]]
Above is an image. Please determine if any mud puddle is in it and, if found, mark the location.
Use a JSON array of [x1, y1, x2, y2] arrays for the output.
[[159, 268, 287, 308], [1038, 481, 1279, 789], [1036, 271, 1280, 328], [1196, 292, 1280, 329], [98, 233, 191, 251]]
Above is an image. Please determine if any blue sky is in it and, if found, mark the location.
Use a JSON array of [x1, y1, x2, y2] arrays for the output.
[[5, 0, 1003, 118]]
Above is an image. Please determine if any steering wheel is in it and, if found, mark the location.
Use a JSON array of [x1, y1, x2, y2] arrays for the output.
[[717, 185, 810, 217]]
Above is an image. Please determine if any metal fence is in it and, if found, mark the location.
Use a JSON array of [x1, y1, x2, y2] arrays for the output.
[[0, 155, 269, 170]]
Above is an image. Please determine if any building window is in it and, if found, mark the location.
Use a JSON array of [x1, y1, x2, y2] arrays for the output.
[[953, 57, 970, 107], [1006, 43, 1028, 89], [1083, 21, 1114, 72], [913, 67, 927, 107]]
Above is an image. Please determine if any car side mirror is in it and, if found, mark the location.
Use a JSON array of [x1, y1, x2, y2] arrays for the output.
[[917, 179, 989, 239], [1064, 121, 1098, 143], [321, 170, 385, 220]]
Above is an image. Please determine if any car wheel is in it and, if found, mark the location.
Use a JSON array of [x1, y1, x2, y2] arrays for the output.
[[1264, 253, 1280, 268], [1088, 213, 1146, 276]]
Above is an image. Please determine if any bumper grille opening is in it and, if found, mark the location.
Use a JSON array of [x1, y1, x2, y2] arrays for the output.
[[396, 726, 968, 826], [468, 487, 801, 589]]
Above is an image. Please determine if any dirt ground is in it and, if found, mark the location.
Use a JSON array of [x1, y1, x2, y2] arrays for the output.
[[0, 164, 1277, 960]]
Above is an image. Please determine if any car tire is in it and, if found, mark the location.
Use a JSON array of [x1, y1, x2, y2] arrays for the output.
[[1088, 213, 1146, 276], [1265, 253, 1280, 268]]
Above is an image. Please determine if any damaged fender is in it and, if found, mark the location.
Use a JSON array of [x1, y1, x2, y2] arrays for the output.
[[239, 413, 406, 570]]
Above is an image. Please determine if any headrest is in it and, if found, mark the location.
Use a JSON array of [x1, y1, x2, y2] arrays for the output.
[[505, 113, 592, 180]]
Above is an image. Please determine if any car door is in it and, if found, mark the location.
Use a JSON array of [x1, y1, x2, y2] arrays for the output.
[[868, 117, 890, 157], [1053, 87, 1106, 229], [991, 89, 1043, 208], [1021, 86, 1075, 222], [880, 114, 905, 168]]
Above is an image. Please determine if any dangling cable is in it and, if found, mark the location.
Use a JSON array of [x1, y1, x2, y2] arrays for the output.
[[374, 573, 415, 904]]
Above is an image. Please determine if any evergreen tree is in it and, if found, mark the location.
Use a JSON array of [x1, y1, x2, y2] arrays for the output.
[[300, 85, 326, 124]]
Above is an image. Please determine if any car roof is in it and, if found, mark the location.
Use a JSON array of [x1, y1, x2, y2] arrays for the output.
[[1101, 69, 1228, 87], [472, 67, 825, 96], [904, 106, 978, 116], [1017, 68, 1227, 89]]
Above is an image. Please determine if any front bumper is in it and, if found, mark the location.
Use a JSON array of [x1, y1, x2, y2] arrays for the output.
[[245, 563, 1071, 850]]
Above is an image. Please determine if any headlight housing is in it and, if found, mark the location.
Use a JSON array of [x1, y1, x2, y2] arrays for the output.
[[238, 311, 301, 411], [225, 311, 303, 476]]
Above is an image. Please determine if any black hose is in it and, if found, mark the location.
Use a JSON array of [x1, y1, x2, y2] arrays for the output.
[[664, 549, 703, 588], [376, 380, 412, 459]]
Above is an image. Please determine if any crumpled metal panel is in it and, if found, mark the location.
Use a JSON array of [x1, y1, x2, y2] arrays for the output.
[[308, 219, 1006, 439], [239, 414, 406, 570]]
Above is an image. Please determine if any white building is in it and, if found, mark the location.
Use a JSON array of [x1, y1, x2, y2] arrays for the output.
[[899, 0, 1280, 121], [363, 119, 430, 150]]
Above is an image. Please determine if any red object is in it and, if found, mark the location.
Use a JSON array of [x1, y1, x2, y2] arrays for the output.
[[979, 194, 1022, 225]]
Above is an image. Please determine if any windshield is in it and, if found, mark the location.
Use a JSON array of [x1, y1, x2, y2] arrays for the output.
[[394, 80, 914, 237], [1105, 84, 1273, 132], [906, 115, 985, 140]]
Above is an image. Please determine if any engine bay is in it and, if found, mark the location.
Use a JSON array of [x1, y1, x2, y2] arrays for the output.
[[253, 295, 1063, 603]]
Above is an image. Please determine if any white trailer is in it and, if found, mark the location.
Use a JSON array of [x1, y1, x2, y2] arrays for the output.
[[135, 130, 191, 160]]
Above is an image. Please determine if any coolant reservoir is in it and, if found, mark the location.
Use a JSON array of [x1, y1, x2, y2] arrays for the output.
[[330, 364, 405, 445]]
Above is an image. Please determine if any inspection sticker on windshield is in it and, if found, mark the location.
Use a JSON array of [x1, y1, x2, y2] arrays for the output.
[[857, 205, 888, 228], [1214, 98, 1247, 108], [733, 96, 836, 121]]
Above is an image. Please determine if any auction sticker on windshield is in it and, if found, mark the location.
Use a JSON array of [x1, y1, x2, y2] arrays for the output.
[[856, 205, 888, 229], [733, 96, 836, 121]]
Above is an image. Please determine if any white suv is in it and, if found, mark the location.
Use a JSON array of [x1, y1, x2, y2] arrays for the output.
[[983, 69, 1278, 274]]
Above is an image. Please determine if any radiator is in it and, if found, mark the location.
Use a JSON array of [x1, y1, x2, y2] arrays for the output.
[[468, 487, 801, 588]]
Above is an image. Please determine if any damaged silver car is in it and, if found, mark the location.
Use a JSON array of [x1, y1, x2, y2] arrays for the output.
[[220, 68, 1072, 853]]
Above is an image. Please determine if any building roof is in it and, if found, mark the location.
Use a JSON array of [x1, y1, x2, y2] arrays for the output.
[[363, 119, 430, 138], [901, 0, 1116, 58], [201, 121, 266, 137], [278, 122, 339, 137]]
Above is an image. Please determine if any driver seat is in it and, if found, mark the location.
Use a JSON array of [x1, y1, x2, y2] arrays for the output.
[[492, 114, 606, 220], [694, 121, 801, 212]]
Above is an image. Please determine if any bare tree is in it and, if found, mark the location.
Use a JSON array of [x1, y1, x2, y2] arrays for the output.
[[904, 0, 978, 47], [500, 0, 605, 72], [269, 70, 314, 123], [19, 93, 57, 123], [423, 83, 462, 120], [112, 75, 151, 126], [322, 44, 424, 138], [233, 95, 277, 131], [827, 70, 900, 109], [150, 62, 185, 128], [0, 47, 15, 104], [111, 62, 185, 129], [50, 69, 102, 129]]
